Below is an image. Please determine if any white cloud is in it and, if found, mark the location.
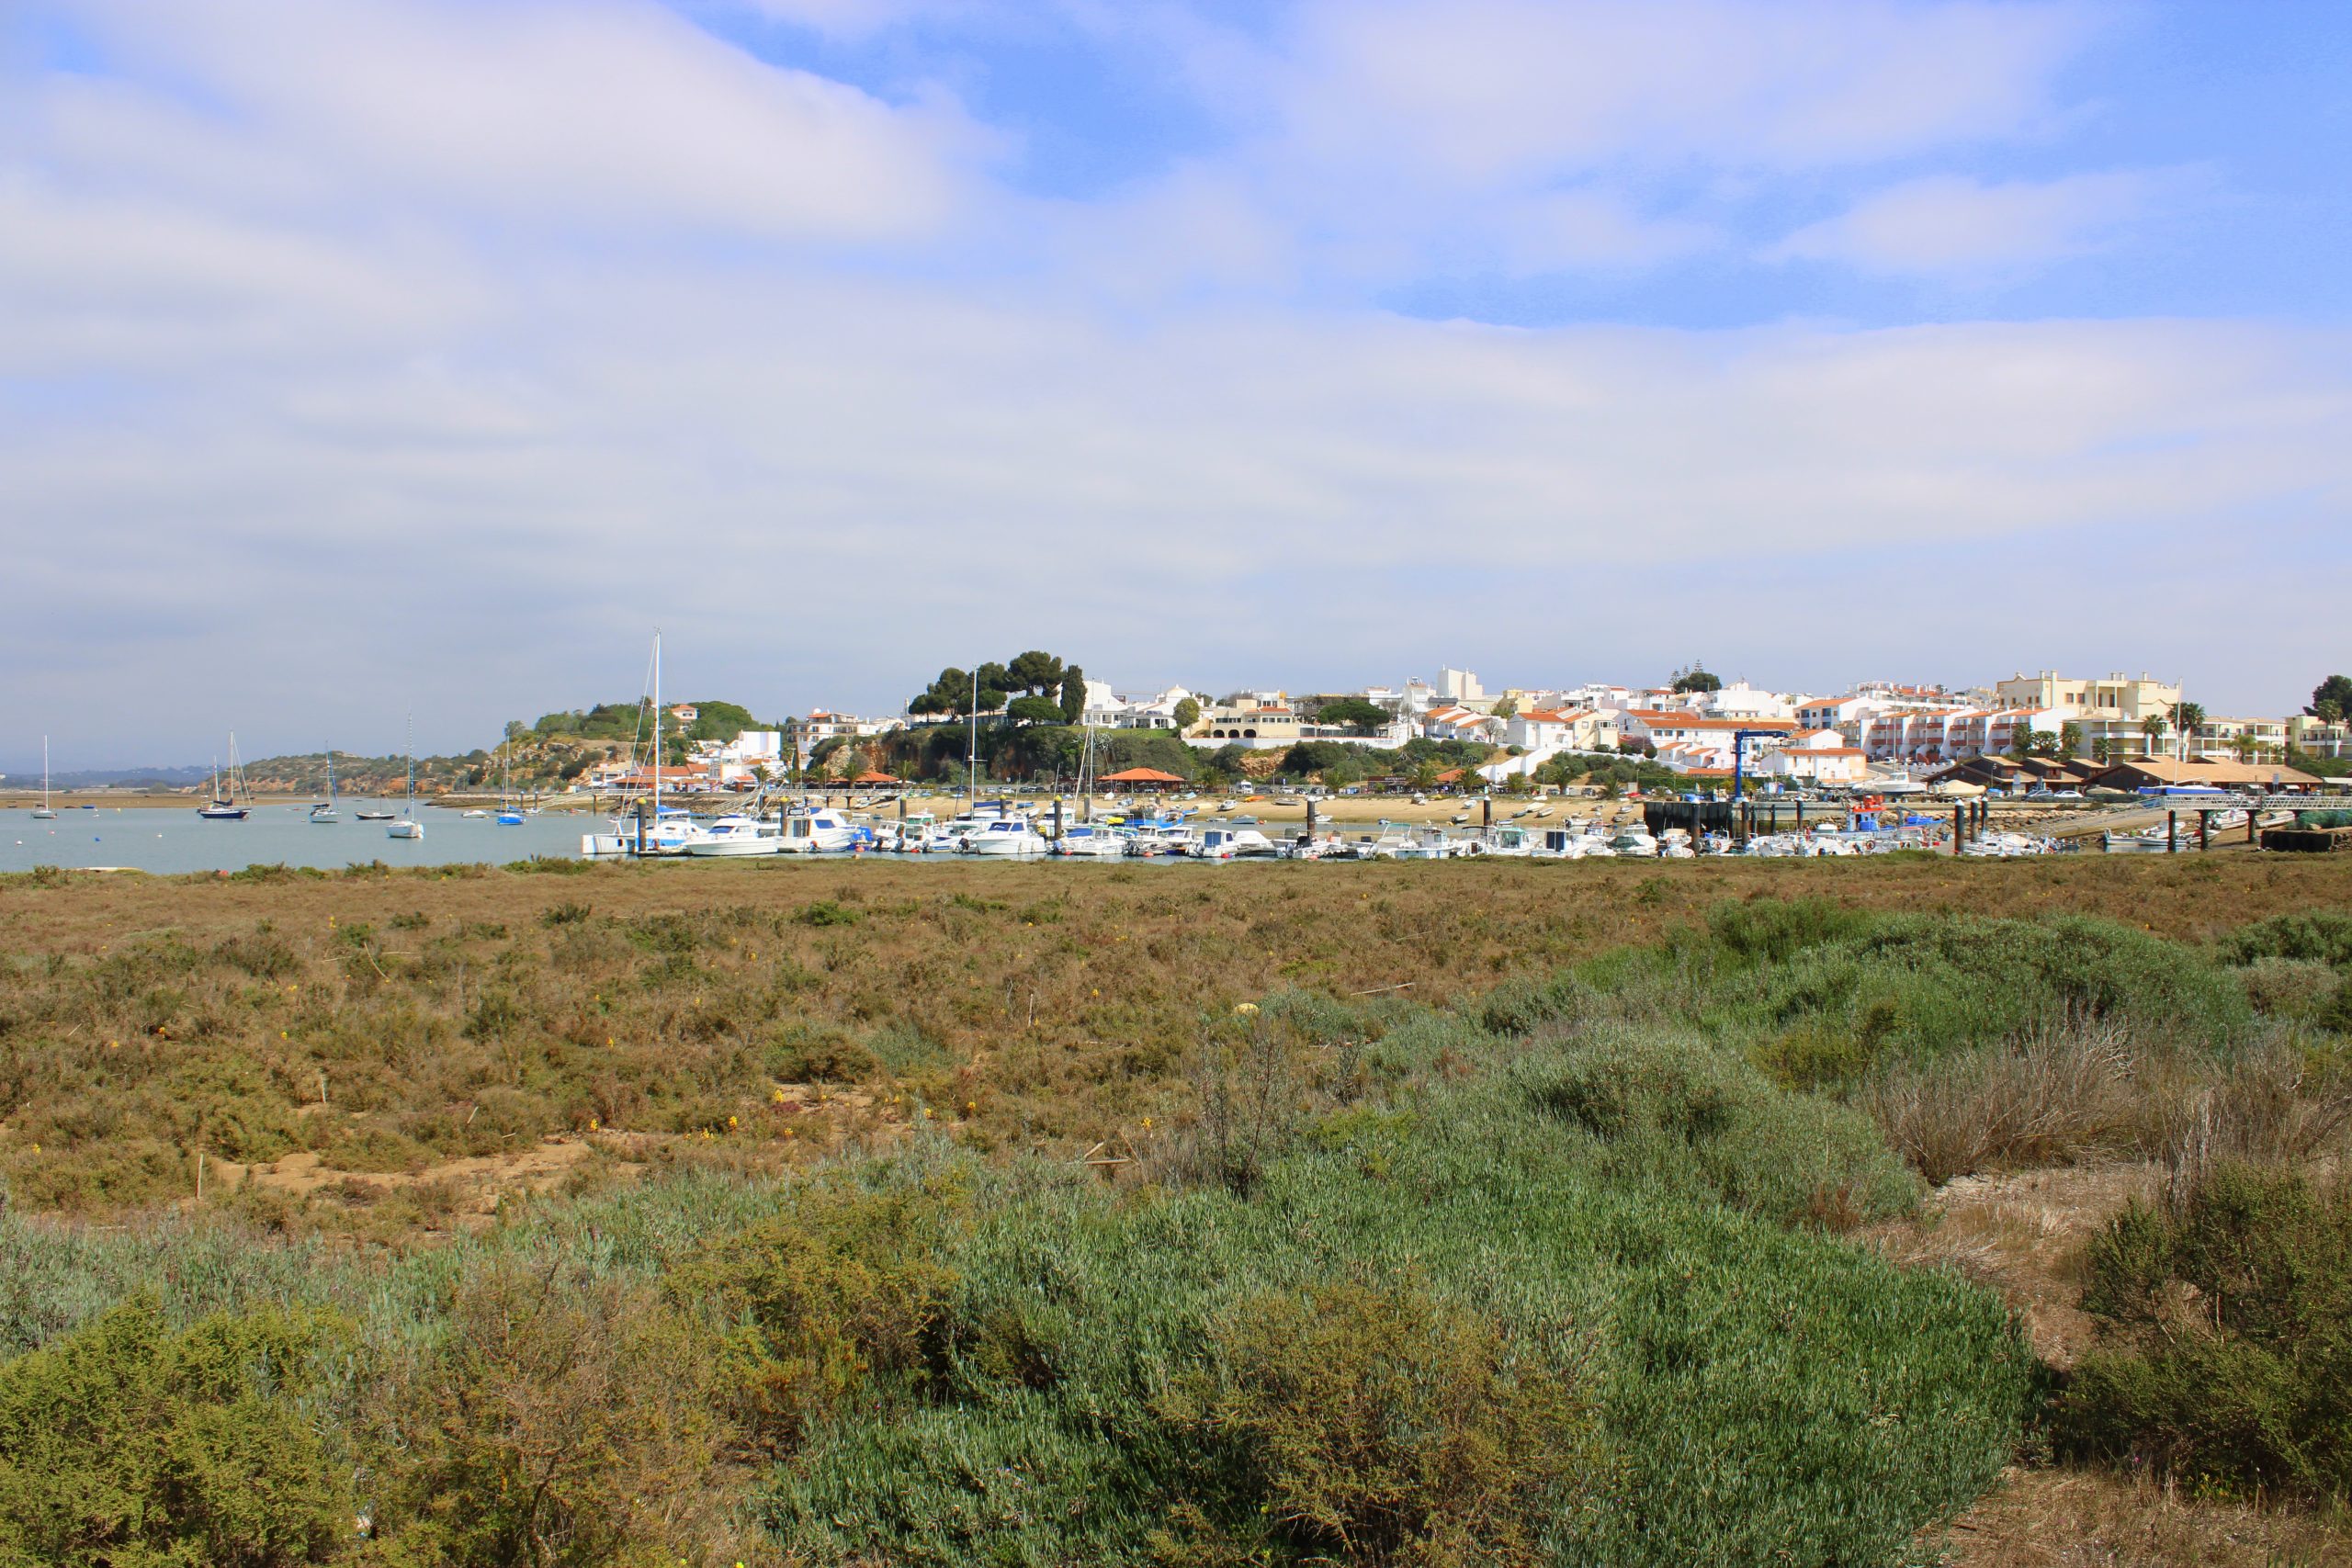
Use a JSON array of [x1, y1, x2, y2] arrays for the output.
[[1272, 0, 2098, 181], [0, 0, 2333, 763], [1086, 0, 2103, 292], [63, 0, 990, 241], [1768, 169, 2190, 276]]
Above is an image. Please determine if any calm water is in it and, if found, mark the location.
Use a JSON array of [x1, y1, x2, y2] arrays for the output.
[[0, 798, 589, 874]]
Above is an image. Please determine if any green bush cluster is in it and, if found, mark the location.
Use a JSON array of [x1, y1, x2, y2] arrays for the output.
[[0, 1296, 350, 1568], [2061, 1165, 2352, 1502]]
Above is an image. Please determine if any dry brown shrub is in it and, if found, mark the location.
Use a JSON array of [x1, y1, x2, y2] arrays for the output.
[[1865, 1021, 2141, 1186], [2156, 1042, 2352, 1213]]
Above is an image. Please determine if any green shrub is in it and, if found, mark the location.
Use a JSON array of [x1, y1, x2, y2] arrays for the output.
[[671, 1179, 964, 1450], [2061, 1165, 2352, 1499], [0, 1296, 348, 1568], [2222, 911, 2352, 970], [1169, 1280, 1608, 1565], [763, 1021, 879, 1083], [1514, 1030, 1918, 1226], [376, 1256, 735, 1564]]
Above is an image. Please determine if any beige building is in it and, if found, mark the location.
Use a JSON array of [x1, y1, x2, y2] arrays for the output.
[[1994, 671, 2182, 722]]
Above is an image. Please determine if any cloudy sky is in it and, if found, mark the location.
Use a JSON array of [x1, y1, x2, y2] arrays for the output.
[[3, 0, 2347, 765]]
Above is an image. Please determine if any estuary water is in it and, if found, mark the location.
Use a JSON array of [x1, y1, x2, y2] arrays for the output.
[[0, 798, 588, 875]]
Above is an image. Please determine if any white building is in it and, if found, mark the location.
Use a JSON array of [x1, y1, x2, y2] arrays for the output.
[[1698, 682, 1797, 721], [1505, 707, 1616, 752], [1421, 705, 1504, 745], [1757, 730, 1872, 784], [1436, 667, 1487, 704]]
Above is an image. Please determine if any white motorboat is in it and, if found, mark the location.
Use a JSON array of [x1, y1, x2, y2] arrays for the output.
[[685, 815, 785, 857], [1050, 823, 1126, 858], [1189, 826, 1275, 860], [1480, 825, 1536, 857], [1194, 827, 1270, 864], [777, 809, 860, 853], [1124, 822, 1193, 857], [967, 818, 1049, 856], [1608, 825, 1658, 857]]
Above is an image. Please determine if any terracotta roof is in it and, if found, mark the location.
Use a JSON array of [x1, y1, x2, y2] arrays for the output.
[[1101, 766, 1185, 784], [1626, 712, 1797, 731]]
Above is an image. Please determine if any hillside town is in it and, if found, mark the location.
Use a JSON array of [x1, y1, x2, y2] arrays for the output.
[[624, 663, 2352, 796]]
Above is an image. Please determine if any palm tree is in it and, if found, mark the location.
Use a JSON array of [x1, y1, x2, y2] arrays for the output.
[[2231, 731, 2259, 763], [2169, 701, 2206, 761], [2140, 714, 2168, 759]]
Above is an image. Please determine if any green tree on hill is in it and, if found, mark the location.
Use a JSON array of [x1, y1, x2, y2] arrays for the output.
[[1316, 697, 1390, 736], [1173, 696, 1201, 730], [1670, 662, 1722, 694], [1005, 695, 1064, 726], [2307, 674, 2352, 722], [1008, 649, 1064, 694], [1059, 666, 1086, 724]]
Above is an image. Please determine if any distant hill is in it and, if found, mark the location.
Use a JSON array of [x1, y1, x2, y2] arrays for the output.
[[4, 699, 775, 795]]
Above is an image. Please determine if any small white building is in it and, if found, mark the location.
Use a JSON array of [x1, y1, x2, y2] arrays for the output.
[[1505, 707, 1617, 752], [1757, 730, 1872, 784]]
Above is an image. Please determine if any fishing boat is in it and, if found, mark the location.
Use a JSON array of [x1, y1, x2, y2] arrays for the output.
[[309, 750, 340, 822], [1479, 824, 1536, 857], [388, 718, 424, 840], [31, 736, 56, 819], [197, 736, 250, 819]]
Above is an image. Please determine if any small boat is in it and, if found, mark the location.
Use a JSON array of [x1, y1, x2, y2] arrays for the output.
[[31, 736, 56, 819], [309, 750, 340, 822], [389, 717, 425, 840], [356, 810, 394, 821], [462, 808, 490, 818]]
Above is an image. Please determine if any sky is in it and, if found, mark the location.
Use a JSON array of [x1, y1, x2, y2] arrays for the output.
[[3, 0, 2349, 767]]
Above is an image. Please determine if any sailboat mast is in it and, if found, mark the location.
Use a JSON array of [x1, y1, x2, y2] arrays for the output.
[[41, 736, 49, 810], [967, 669, 978, 803], [652, 630, 662, 825]]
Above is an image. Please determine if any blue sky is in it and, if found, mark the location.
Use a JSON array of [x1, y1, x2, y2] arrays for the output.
[[3, 1, 2348, 766]]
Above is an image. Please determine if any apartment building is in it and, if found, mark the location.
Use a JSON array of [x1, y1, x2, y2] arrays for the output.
[[1995, 671, 2182, 722]]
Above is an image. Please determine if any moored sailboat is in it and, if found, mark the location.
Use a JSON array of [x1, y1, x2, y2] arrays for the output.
[[388, 718, 424, 840], [31, 736, 56, 819], [309, 750, 340, 822], [197, 734, 249, 819]]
